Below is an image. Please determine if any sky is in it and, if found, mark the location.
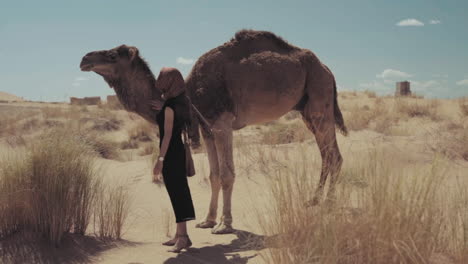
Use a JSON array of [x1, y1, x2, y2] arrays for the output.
[[0, 0, 467, 101]]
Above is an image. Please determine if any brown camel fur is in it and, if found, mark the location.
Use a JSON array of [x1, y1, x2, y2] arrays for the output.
[[80, 30, 347, 234]]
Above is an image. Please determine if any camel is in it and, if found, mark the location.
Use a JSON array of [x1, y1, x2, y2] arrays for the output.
[[80, 29, 347, 234]]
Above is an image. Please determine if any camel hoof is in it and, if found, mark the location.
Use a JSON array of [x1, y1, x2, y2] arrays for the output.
[[196, 220, 217, 229], [211, 222, 234, 234]]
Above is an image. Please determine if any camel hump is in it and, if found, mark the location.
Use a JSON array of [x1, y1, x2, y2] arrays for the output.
[[232, 29, 296, 51], [160, 67, 180, 74]]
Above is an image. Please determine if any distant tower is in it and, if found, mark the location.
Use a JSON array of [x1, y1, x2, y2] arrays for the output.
[[395, 81, 411, 96]]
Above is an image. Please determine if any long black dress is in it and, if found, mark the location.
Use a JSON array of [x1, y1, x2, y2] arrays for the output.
[[156, 95, 196, 223]]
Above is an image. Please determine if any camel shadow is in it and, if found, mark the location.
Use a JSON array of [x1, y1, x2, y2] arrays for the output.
[[0, 231, 141, 264], [163, 230, 270, 264]]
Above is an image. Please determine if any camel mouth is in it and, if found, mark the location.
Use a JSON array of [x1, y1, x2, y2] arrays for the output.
[[80, 63, 94, 72]]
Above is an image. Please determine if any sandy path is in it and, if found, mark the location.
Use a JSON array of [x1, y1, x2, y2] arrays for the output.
[[93, 154, 270, 264]]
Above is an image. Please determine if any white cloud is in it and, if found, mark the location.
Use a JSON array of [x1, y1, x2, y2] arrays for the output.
[[456, 79, 468, 86], [359, 81, 391, 91], [75, 77, 89, 81], [396, 18, 424, 27], [72, 82, 80, 87], [429, 19, 441, 25], [176, 57, 194, 65], [432, 73, 448, 78], [377, 69, 412, 80], [411, 80, 441, 91]]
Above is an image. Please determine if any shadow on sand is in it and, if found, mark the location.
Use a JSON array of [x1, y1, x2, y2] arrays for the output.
[[0, 231, 141, 264], [163, 229, 274, 264]]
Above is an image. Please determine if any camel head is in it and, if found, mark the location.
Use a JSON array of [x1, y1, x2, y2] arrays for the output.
[[80, 45, 141, 85], [80, 45, 162, 125]]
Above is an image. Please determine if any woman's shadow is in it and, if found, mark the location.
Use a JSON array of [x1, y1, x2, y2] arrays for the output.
[[163, 229, 273, 264]]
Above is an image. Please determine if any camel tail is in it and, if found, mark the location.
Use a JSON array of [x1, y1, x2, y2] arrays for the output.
[[333, 80, 348, 136]]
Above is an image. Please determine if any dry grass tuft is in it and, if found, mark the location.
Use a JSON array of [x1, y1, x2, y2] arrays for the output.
[[93, 184, 131, 240], [363, 90, 376, 98], [394, 98, 440, 120], [459, 98, 468, 117], [0, 129, 99, 245], [0, 128, 131, 246], [257, 149, 468, 264], [128, 121, 156, 143], [261, 121, 311, 145], [80, 133, 120, 160]]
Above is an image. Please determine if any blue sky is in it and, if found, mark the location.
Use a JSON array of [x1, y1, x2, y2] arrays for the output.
[[1, 0, 467, 101]]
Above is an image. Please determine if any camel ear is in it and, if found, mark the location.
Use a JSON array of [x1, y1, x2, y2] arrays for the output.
[[128, 47, 139, 61]]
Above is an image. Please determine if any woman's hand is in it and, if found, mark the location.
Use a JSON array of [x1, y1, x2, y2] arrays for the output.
[[153, 160, 163, 183], [150, 99, 164, 111]]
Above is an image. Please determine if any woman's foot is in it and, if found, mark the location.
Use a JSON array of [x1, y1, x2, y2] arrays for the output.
[[168, 235, 192, 253], [162, 236, 177, 246]]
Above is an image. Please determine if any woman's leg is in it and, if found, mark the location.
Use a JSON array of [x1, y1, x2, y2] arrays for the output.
[[162, 221, 188, 246], [168, 221, 192, 253]]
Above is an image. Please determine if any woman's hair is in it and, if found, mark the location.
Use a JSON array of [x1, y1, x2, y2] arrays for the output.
[[156, 67, 192, 130], [166, 93, 191, 130]]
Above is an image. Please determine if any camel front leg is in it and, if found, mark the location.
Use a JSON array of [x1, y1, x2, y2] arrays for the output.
[[196, 132, 220, 229], [212, 113, 235, 234]]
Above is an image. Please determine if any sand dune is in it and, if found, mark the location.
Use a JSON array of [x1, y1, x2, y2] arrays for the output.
[[0, 91, 24, 102]]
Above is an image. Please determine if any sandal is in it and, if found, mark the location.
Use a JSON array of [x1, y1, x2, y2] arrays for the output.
[[167, 234, 192, 253]]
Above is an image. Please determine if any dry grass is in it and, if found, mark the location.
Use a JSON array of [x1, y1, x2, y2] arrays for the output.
[[80, 133, 120, 160], [93, 184, 131, 240], [0, 129, 99, 246], [394, 98, 440, 121], [459, 98, 468, 117], [344, 99, 390, 132], [363, 90, 376, 98], [128, 121, 156, 143], [432, 121, 468, 161], [0, 128, 131, 245], [261, 121, 311, 145], [257, 149, 468, 264]]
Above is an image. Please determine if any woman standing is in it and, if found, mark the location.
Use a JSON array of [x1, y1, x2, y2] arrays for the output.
[[151, 67, 196, 253]]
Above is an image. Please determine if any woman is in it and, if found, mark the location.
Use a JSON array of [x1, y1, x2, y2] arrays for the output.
[[151, 67, 195, 253]]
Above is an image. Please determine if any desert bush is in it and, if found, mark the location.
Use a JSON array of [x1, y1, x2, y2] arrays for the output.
[[91, 118, 121, 131], [394, 98, 440, 121], [41, 107, 67, 119], [128, 121, 156, 142], [284, 111, 301, 121], [258, 151, 468, 264], [345, 100, 388, 132], [433, 123, 468, 161], [93, 184, 131, 240], [0, 129, 99, 245], [139, 144, 155, 156], [120, 139, 139, 150], [99, 100, 124, 110], [261, 121, 311, 145], [363, 90, 376, 98], [80, 133, 120, 160], [0, 128, 131, 245], [459, 97, 468, 117]]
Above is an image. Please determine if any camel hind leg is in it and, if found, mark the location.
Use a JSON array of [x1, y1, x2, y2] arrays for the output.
[[300, 78, 343, 206]]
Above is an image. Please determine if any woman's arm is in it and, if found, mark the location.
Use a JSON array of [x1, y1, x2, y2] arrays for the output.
[[159, 107, 174, 159], [153, 107, 174, 181]]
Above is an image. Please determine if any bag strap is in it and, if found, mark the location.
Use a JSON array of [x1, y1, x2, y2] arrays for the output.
[[185, 95, 213, 137], [182, 124, 190, 146]]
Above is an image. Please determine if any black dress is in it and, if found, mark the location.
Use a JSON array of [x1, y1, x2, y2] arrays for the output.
[[156, 95, 196, 223]]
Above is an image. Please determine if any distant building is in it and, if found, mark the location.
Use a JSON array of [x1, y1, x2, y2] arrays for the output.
[[83, 96, 101, 105], [70, 96, 101, 105], [395, 81, 411, 96], [70, 97, 82, 105], [106, 95, 119, 105]]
